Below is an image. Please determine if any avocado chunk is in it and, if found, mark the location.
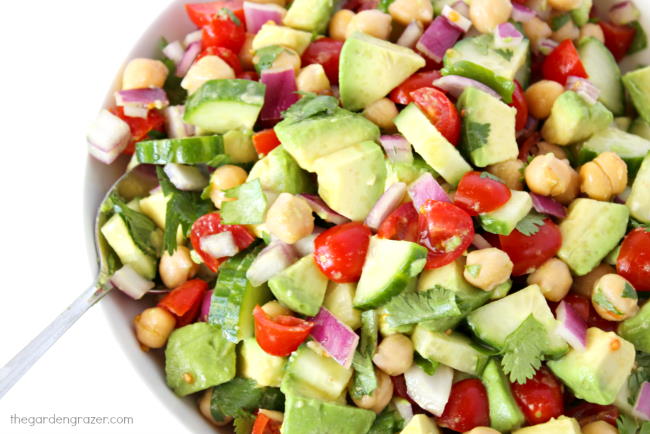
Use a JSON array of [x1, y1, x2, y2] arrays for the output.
[[400, 414, 440, 434], [339, 32, 425, 111], [282, 394, 376, 434], [457, 87, 519, 167], [223, 129, 257, 164], [479, 190, 533, 235], [557, 198, 629, 276], [314, 141, 387, 221], [577, 127, 650, 178], [239, 337, 286, 387], [283, 0, 333, 33], [623, 65, 650, 124], [268, 254, 328, 316], [548, 328, 635, 405], [165, 323, 236, 396], [323, 281, 362, 330], [618, 301, 650, 353], [627, 153, 650, 223], [395, 104, 472, 185], [512, 416, 582, 434], [482, 359, 525, 432], [385, 157, 436, 189], [630, 118, 650, 140], [572, 0, 592, 26], [247, 146, 314, 194], [578, 37, 624, 115], [541, 91, 613, 145], [100, 213, 157, 280], [412, 326, 490, 375], [251, 23, 312, 55]]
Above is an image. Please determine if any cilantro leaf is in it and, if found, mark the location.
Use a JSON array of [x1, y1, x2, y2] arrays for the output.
[[551, 14, 571, 31], [233, 412, 256, 434], [210, 378, 284, 422], [253, 45, 286, 74], [376, 0, 395, 13], [501, 314, 548, 384], [382, 286, 461, 328], [480, 171, 505, 183], [414, 353, 439, 375], [630, 218, 650, 231], [616, 414, 650, 434], [629, 21, 648, 55], [593, 288, 624, 316], [628, 352, 650, 406], [516, 212, 546, 236], [464, 121, 491, 153], [494, 48, 514, 61], [110, 193, 161, 258], [158, 38, 187, 106], [368, 408, 405, 434], [465, 264, 482, 278], [350, 310, 378, 399], [281, 93, 339, 123], [205, 154, 232, 168], [219, 7, 241, 26], [623, 282, 638, 300], [220, 179, 268, 225]]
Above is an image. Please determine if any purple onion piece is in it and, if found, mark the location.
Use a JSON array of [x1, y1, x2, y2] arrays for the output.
[[566, 76, 600, 105], [555, 300, 587, 350], [162, 40, 185, 64], [433, 75, 502, 100], [408, 173, 450, 211], [511, 3, 536, 22], [538, 38, 559, 55], [116, 87, 169, 109], [199, 290, 213, 322], [246, 241, 298, 286], [299, 194, 350, 225], [495, 22, 524, 49], [609, 1, 640, 26], [110, 265, 155, 300], [307, 307, 359, 368], [380, 134, 413, 163], [365, 183, 407, 230], [416, 16, 462, 62], [87, 109, 131, 152], [472, 234, 492, 250], [633, 381, 650, 420], [441, 5, 472, 33], [260, 68, 299, 121], [244, 1, 286, 34], [530, 193, 567, 218], [176, 41, 201, 77], [451, 0, 470, 18]]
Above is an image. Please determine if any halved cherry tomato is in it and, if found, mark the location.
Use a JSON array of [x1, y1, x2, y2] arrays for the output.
[[437, 379, 490, 432], [410, 87, 461, 146], [237, 70, 259, 81], [511, 367, 564, 425], [600, 21, 636, 61], [341, 0, 378, 11], [518, 132, 542, 161], [566, 402, 619, 427], [499, 219, 562, 276], [454, 171, 511, 215], [314, 222, 372, 282], [377, 203, 419, 242], [196, 45, 243, 74], [301, 38, 343, 84], [158, 279, 208, 327], [253, 305, 313, 357], [252, 412, 282, 434], [190, 212, 256, 272], [418, 200, 474, 269], [252, 129, 281, 155], [511, 80, 529, 132], [389, 71, 442, 105], [202, 12, 246, 53], [109, 107, 165, 155], [542, 40, 588, 85], [185, 0, 244, 28], [617, 228, 650, 292]]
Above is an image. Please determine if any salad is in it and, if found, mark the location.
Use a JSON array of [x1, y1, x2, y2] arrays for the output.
[[86, 0, 650, 432]]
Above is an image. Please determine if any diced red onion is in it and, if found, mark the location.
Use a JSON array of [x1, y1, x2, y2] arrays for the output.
[[244, 1, 286, 34], [163, 163, 208, 191], [512, 3, 536, 22], [433, 75, 502, 100], [441, 5, 472, 32], [472, 234, 492, 250], [451, 0, 470, 18], [149, 185, 162, 195], [163, 105, 195, 138], [307, 307, 359, 368], [201, 231, 240, 259], [516, 115, 540, 139], [116, 87, 169, 110], [123, 105, 149, 118], [555, 300, 587, 350], [495, 22, 524, 49], [246, 241, 298, 286], [162, 40, 185, 65], [416, 16, 462, 63], [184, 30, 202, 47], [633, 382, 650, 421], [538, 38, 559, 55], [199, 290, 213, 322], [365, 183, 407, 230], [566, 76, 600, 105], [87, 109, 131, 152], [380, 134, 414, 163], [88, 144, 124, 165], [110, 264, 155, 300], [299, 194, 350, 225], [260, 68, 299, 121], [609, 1, 640, 26], [176, 41, 201, 78], [393, 398, 413, 423], [405, 364, 453, 416], [530, 193, 567, 218], [397, 21, 424, 48], [294, 227, 325, 257], [408, 173, 450, 210]]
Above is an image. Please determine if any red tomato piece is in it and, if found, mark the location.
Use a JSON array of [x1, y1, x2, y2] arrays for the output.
[[454, 171, 512, 215], [511, 80, 529, 132], [418, 200, 474, 269], [518, 132, 542, 161], [158, 279, 208, 326], [301, 38, 343, 84], [600, 21, 636, 61], [185, 0, 244, 27], [566, 402, 619, 427], [389, 71, 442, 105], [196, 45, 243, 74], [252, 129, 281, 155], [109, 107, 165, 155], [617, 228, 650, 292], [511, 367, 564, 425], [542, 40, 588, 85], [237, 70, 259, 81], [410, 87, 461, 146], [437, 379, 490, 432], [499, 219, 562, 276], [341, 0, 378, 11], [314, 222, 372, 282], [252, 412, 282, 434], [551, 293, 617, 332], [377, 203, 419, 242], [202, 13, 246, 53], [253, 306, 313, 357], [190, 212, 255, 272]]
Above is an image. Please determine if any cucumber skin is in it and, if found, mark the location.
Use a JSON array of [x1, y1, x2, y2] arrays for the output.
[[577, 147, 645, 179], [136, 135, 224, 164], [578, 37, 624, 116]]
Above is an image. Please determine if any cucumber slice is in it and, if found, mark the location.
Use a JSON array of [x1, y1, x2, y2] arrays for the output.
[[630, 118, 650, 140], [412, 326, 490, 375], [577, 127, 650, 178], [578, 37, 625, 116], [482, 359, 525, 432], [100, 214, 156, 279], [627, 153, 650, 224], [571, 0, 592, 26], [353, 237, 428, 309], [136, 135, 224, 165], [479, 191, 533, 236]]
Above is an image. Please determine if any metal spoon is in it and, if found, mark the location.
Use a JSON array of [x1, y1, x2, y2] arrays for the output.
[[0, 163, 159, 399]]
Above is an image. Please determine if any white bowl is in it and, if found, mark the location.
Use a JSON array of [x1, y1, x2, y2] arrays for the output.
[[83, 1, 650, 432]]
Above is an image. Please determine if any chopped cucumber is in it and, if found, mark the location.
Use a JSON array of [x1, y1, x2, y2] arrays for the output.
[[239, 337, 286, 387], [577, 127, 650, 178], [571, 0, 592, 26], [135, 135, 224, 165], [578, 37, 625, 116], [412, 326, 490, 375], [630, 118, 650, 140], [482, 359, 525, 432], [100, 214, 156, 279], [479, 190, 533, 236], [627, 153, 650, 224]]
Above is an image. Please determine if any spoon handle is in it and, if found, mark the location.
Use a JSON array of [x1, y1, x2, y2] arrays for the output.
[[0, 283, 110, 399]]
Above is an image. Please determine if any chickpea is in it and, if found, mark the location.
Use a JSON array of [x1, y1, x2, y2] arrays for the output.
[[551, 19, 580, 43], [297, 64, 331, 94], [261, 300, 291, 318], [265, 193, 314, 244], [580, 23, 605, 44], [363, 98, 399, 130], [239, 33, 256, 71], [533, 141, 568, 160], [572, 263, 616, 298], [388, 0, 433, 26], [181, 55, 235, 94], [464, 428, 501, 434], [346, 10, 392, 40], [525, 153, 577, 198], [592, 274, 639, 321], [463, 248, 513, 292], [329, 9, 355, 41], [525, 80, 565, 119], [198, 389, 232, 426], [351, 369, 393, 413], [270, 48, 301, 74], [527, 258, 573, 301], [523, 17, 552, 48], [470, 0, 512, 34], [208, 164, 248, 208], [372, 334, 414, 376], [133, 307, 176, 349], [122, 58, 169, 90], [582, 420, 618, 434], [549, 0, 582, 12], [553, 168, 580, 205], [487, 159, 525, 190], [159, 245, 199, 289], [580, 152, 628, 201]]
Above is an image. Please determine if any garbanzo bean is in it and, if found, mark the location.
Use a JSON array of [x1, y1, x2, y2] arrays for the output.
[[373, 334, 414, 376], [469, 0, 512, 33], [199, 389, 232, 426], [525, 80, 565, 119], [525, 153, 577, 197], [122, 58, 169, 90], [463, 248, 513, 292], [159, 245, 199, 289], [208, 165, 248, 208], [523, 17, 552, 48], [582, 420, 618, 434], [346, 10, 392, 40], [464, 428, 501, 434], [551, 19, 580, 42], [329, 9, 355, 41], [297, 64, 331, 94], [592, 274, 639, 321], [527, 258, 573, 302], [487, 159, 525, 191], [265, 193, 314, 244], [534, 141, 568, 160], [580, 23, 605, 43], [572, 263, 615, 298], [549, 0, 582, 12], [363, 98, 399, 130], [388, 0, 433, 26], [553, 168, 580, 205], [261, 300, 291, 318], [181, 55, 235, 94], [579, 152, 628, 201], [134, 307, 176, 349], [350, 369, 393, 413]]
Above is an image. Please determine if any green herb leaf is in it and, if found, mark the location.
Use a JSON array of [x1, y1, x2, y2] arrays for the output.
[[629, 21, 648, 55], [616, 414, 650, 434], [551, 14, 571, 31], [233, 413, 256, 434], [281, 92, 339, 123], [205, 154, 232, 168], [110, 193, 161, 258], [464, 121, 491, 153], [515, 212, 546, 236], [623, 282, 638, 300], [376, 0, 395, 13], [368, 408, 405, 434], [414, 353, 439, 375], [219, 7, 241, 26], [465, 264, 482, 278], [158, 37, 187, 106], [146, 129, 167, 140], [501, 314, 548, 384], [350, 310, 378, 399], [480, 171, 505, 183], [220, 179, 267, 225], [628, 352, 650, 406], [494, 48, 514, 61], [253, 45, 286, 74], [593, 288, 624, 316], [210, 378, 284, 422], [383, 286, 461, 328]]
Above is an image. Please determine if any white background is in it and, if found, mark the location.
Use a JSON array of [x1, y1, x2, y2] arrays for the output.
[[0, 1, 192, 432]]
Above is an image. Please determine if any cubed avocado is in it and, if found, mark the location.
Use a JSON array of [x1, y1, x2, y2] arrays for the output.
[[238, 337, 286, 387], [630, 118, 650, 140], [618, 301, 650, 353], [339, 32, 425, 111], [547, 328, 635, 405], [512, 416, 582, 434], [627, 153, 650, 224], [314, 141, 387, 221], [282, 394, 376, 434], [457, 87, 519, 167], [385, 158, 436, 189], [399, 414, 440, 434], [482, 359, 525, 432], [412, 326, 490, 375], [100, 214, 157, 279], [623, 65, 650, 124], [247, 146, 314, 194], [323, 281, 362, 330], [577, 127, 650, 178], [138, 191, 184, 244], [541, 91, 613, 145], [164, 323, 236, 396], [283, 0, 333, 33], [557, 199, 629, 276], [251, 23, 312, 55], [268, 254, 328, 316], [572, 0, 592, 26], [223, 129, 257, 164]]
